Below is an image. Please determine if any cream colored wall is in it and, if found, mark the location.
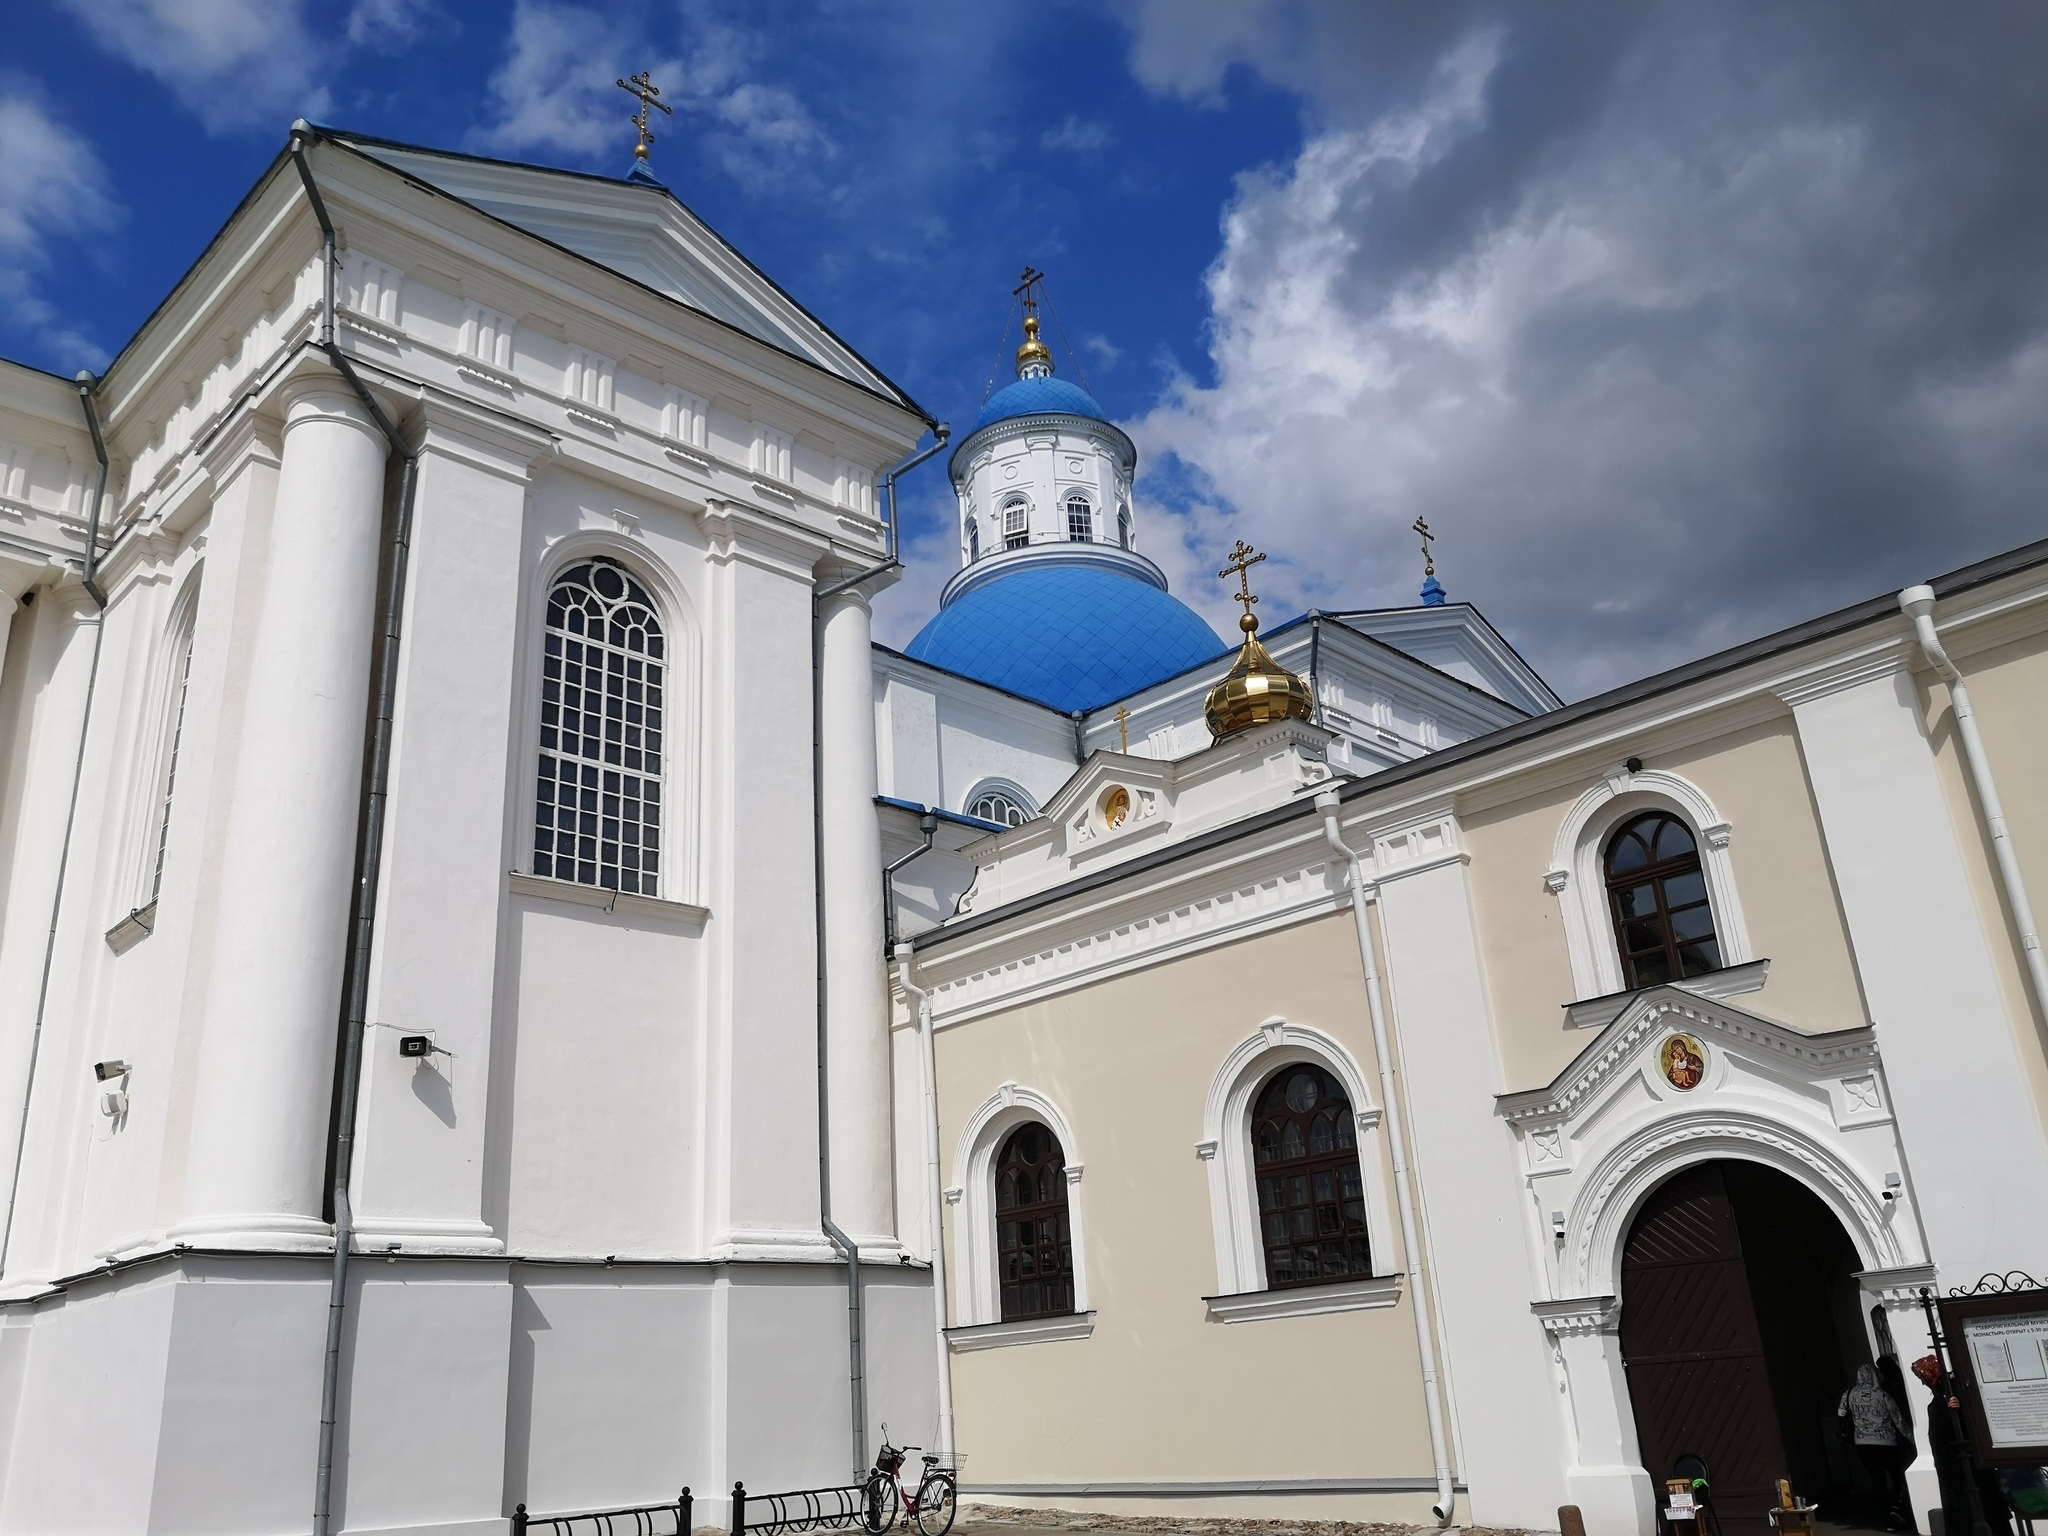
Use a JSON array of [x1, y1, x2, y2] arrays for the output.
[[1462, 711, 1870, 1094], [934, 911, 1436, 1492], [1914, 621, 2048, 1132]]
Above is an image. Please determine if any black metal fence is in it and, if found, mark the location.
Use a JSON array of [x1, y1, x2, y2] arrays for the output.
[[730, 1479, 871, 1536], [512, 1488, 693, 1536]]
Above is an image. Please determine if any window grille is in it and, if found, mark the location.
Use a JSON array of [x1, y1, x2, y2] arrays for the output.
[[967, 786, 1033, 827], [1002, 496, 1029, 550], [150, 629, 197, 903], [1604, 812, 1719, 986], [534, 559, 664, 896], [1252, 1064, 1371, 1287], [994, 1123, 1073, 1320], [1066, 495, 1093, 543]]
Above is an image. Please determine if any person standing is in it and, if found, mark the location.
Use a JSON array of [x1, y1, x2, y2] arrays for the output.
[[1912, 1354, 2014, 1536], [1842, 1362, 1915, 1529]]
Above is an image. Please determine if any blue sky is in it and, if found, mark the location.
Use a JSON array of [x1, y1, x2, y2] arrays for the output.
[[7, 2, 2048, 696]]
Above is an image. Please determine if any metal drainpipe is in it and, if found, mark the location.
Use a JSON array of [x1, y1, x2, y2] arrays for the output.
[[893, 943, 953, 1458], [290, 123, 423, 1536], [0, 373, 113, 1285], [1899, 585, 2048, 1021], [1306, 611, 1324, 726], [883, 813, 938, 953], [1316, 789, 1457, 1525], [812, 425, 947, 1477]]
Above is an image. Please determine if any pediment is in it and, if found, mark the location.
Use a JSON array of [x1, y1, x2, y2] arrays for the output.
[[1497, 987, 1876, 1128], [340, 137, 912, 407]]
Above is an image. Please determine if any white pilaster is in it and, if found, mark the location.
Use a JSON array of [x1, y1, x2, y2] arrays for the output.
[[1781, 654, 2048, 1277], [1535, 1298, 1654, 1536], [1369, 809, 1572, 1530], [177, 380, 390, 1247], [351, 404, 552, 1254], [819, 581, 895, 1248]]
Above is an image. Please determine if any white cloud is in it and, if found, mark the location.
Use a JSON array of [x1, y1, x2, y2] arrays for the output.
[[474, 0, 823, 178], [346, 0, 449, 50], [1041, 115, 1112, 154], [55, 0, 330, 133], [1124, 5, 2048, 698], [0, 94, 119, 370]]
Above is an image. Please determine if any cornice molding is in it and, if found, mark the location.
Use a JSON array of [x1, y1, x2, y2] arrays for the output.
[[1773, 642, 1910, 707]]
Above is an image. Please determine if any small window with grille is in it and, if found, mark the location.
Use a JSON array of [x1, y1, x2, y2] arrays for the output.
[[995, 1123, 1073, 1321], [967, 782, 1035, 827], [1002, 496, 1029, 550], [1066, 494, 1093, 542], [1252, 1064, 1371, 1288], [534, 558, 664, 896]]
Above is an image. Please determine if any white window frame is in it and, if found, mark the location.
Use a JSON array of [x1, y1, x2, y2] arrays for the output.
[[1545, 765, 1753, 1001], [1001, 494, 1030, 548], [1197, 1016, 1396, 1306], [963, 777, 1037, 827], [1064, 492, 1093, 543], [122, 568, 205, 915], [521, 538, 702, 908], [948, 1083, 1090, 1329]]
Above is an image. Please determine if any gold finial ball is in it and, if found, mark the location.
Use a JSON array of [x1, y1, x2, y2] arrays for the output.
[[1240, 612, 1258, 633], [1016, 315, 1054, 376]]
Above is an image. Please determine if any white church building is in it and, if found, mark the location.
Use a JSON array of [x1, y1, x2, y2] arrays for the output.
[[1, 123, 2044, 1536]]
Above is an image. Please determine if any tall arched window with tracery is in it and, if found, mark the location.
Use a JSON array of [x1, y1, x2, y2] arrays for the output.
[[994, 1122, 1073, 1320], [1065, 493, 1093, 543], [1604, 811, 1719, 987], [534, 558, 665, 896], [1002, 495, 1030, 550], [1252, 1064, 1370, 1288]]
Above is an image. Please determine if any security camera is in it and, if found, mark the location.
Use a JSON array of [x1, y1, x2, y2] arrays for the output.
[[398, 1035, 433, 1058], [94, 1060, 131, 1082]]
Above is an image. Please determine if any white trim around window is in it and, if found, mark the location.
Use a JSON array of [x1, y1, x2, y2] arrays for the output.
[[1197, 1017, 1396, 1309], [948, 1083, 1090, 1329], [1544, 765, 1753, 1001]]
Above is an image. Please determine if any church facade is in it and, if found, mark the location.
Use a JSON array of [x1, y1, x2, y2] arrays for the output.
[[0, 122, 2041, 1536]]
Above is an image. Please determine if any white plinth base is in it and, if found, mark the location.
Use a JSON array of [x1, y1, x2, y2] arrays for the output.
[[1567, 1464, 1656, 1536]]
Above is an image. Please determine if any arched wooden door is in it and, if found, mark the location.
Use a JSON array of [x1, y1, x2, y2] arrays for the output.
[[1620, 1163, 1787, 1535]]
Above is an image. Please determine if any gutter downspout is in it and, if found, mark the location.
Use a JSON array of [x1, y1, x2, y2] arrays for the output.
[[1899, 586, 2048, 1020], [812, 425, 948, 1477], [1316, 788, 1456, 1525], [893, 942, 953, 1458], [291, 123, 422, 1536], [883, 813, 938, 952], [0, 372, 113, 1283]]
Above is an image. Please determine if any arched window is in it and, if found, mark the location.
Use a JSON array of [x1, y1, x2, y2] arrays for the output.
[[148, 625, 197, 906], [1002, 495, 1029, 550], [1065, 494, 1093, 543], [534, 558, 665, 896], [1116, 504, 1131, 549], [966, 780, 1036, 827], [1604, 811, 1719, 988], [1252, 1064, 1370, 1288], [967, 516, 980, 561], [994, 1123, 1073, 1321]]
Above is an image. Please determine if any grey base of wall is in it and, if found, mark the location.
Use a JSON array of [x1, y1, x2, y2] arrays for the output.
[[962, 1480, 1468, 1496]]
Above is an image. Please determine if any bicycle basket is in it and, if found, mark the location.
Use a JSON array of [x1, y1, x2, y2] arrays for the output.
[[919, 1452, 965, 1473]]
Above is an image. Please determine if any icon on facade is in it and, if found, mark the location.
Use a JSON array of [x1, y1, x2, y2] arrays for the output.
[[1660, 1034, 1706, 1091], [1102, 786, 1131, 829]]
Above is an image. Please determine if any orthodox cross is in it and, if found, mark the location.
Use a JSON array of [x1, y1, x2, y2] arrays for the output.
[[615, 72, 673, 161], [1013, 267, 1046, 321], [1219, 539, 1266, 633], [1114, 705, 1130, 754], [1412, 516, 1436, 577]]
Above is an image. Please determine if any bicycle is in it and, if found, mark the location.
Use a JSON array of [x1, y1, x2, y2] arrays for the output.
[[863, 1428, 959, 1536]]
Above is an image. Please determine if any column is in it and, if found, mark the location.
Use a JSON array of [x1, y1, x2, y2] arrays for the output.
[[818, 580, 895, 1249], [176, 380, 390, 1245], [1781, 656, 2048, 1277]]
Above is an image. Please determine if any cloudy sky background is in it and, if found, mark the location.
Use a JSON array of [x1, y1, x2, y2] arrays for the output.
[[6, 1, 2047, 698]]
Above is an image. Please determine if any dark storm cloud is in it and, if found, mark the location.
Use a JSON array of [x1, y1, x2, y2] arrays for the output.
[[1121, 1, 2048, 697]]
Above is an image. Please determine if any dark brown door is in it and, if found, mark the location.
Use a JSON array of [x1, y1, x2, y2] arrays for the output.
[[1620, 1163, 1789, 1535]]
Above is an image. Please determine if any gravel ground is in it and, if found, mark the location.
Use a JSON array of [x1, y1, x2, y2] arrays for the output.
[[959, 1505, 1537, 1536]]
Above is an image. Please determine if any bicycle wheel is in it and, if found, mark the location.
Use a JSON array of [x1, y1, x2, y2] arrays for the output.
[[863, 1471, 900, 1535], [912, 1473, 956, 1536]]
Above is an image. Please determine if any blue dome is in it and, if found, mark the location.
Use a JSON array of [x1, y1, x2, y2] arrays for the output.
[[973, 375, 1109, 433], [905, 566, 1227, 714]]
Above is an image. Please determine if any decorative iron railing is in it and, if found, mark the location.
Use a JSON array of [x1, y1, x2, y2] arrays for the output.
[[1950, 1271, 2046, 1296], [730, 1479, 871, 1536], [512, 1488, 692, 1536]]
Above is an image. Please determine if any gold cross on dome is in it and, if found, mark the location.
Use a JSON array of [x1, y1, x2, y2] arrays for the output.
[[1115, 705, 1130, 754], [1219, 539, 1266, 631], [1413, 516, 1436, 577], [616, 71, 673, 160], [1013, 266, 1045, 320]]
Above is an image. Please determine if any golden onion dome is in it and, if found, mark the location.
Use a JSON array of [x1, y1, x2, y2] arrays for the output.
[[1205, 538, 1315, 740], [1015, 315, 1054, 376], [1204, 611, 1315, 740]]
